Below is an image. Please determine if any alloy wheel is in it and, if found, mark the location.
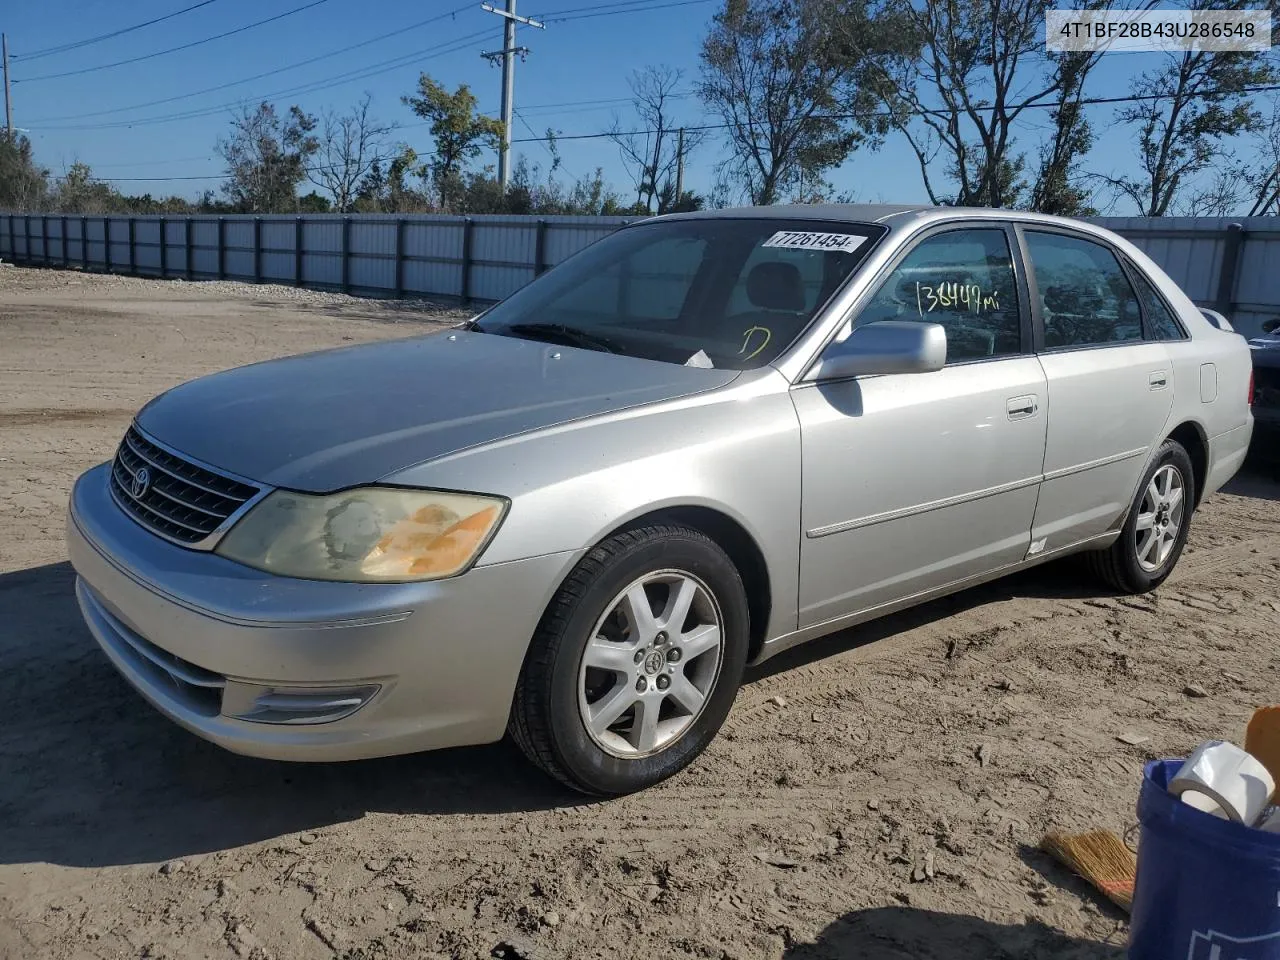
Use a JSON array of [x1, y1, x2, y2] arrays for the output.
[[577, 570, 724, 758], [1135, 464, 1186, 573]]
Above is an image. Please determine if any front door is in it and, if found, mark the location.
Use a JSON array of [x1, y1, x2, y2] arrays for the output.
[[794, 225, 1048, 628], [1018, 228, 1176, 552]]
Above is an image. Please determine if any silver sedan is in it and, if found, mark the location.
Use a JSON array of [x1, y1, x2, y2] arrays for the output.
[[68, 205, 1254, 795]]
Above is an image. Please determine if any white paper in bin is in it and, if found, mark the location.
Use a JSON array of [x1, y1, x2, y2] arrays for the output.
[[1168, 741, 1275, 825]]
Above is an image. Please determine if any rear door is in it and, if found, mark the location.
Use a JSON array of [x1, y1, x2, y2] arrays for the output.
[[1019, 227, 1175, 552]]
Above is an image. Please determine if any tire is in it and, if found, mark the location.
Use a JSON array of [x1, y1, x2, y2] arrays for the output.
[[1086, 439, 1195, 593], [509, 524, 750, 796]]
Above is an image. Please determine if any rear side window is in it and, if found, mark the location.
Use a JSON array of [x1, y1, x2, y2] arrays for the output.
[[1024, 231, 1142, 349], [1128, 264, 1188, 341], [857, 228, 1022, 362]]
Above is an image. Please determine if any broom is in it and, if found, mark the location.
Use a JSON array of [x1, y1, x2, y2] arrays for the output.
[[1040, 829, 1137, 912]]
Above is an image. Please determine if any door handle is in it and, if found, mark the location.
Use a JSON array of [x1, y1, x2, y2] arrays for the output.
[[1007, 395, 1038, 420], [1149, 371, 1169, 390]]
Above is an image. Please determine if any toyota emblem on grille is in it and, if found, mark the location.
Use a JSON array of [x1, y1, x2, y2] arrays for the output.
[[129, 467, 151, 499]]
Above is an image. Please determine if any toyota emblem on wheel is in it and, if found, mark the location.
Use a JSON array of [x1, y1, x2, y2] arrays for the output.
[[129, 467, 151, 499]]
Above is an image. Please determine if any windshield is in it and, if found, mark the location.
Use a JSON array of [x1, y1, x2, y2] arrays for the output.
[[472, 218, 884, 369]]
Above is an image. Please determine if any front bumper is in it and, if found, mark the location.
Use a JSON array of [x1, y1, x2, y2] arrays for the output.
[[68, 462, 578, 761]]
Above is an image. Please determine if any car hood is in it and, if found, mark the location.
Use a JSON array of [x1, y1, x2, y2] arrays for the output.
[[136, 330, 739, 491]]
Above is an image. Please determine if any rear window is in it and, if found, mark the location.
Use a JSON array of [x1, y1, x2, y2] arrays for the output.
[[1024, 231, 1143, 349], [1128, 264, 1188, 341], [474, 219, 883, 369]]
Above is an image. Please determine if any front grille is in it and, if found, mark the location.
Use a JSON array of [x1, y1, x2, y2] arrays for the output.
[[110, 426, 260, 546]]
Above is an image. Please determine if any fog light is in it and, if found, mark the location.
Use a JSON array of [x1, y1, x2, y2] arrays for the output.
[[221, 681, 380, 725]]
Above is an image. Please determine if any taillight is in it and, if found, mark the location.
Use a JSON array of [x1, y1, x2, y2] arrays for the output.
[[1249, 370, 1256, 406]]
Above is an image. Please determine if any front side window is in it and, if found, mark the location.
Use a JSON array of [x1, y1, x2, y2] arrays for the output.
[[1128, 264, 1187, 341], [856, 228, 1022, 362], [1024, 231, 1142, 348], [473, 219, 881, 369]]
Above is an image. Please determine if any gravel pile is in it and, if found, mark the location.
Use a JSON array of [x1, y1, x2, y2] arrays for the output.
[[0, 261, 471, 318]]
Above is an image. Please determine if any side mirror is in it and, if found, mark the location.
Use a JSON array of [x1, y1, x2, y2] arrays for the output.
[[808, 320, 947, 380]]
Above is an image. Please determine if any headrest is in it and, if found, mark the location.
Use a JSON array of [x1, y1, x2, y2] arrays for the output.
[[746, 261, 805, 312]]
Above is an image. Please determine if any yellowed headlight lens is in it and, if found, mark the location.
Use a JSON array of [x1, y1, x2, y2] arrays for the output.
[[360, 503, 503, 579], [216, 487, 507, 582]]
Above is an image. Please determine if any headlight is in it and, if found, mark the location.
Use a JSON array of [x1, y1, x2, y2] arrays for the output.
[[215, 487, 507, 582]]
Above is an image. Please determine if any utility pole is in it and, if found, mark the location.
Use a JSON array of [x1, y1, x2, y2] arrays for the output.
[[675, 127, 685, 202], [2, 34, 13, 141], [481, 1, 543, 191]]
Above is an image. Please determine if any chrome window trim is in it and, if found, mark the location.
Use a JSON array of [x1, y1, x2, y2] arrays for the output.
[[1120, 253, 1192, 343], [776, 212, 1033, 383], [1014, 223, 1147, 354]]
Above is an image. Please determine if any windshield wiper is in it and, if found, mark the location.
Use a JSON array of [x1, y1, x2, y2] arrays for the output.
[[498, 322, 621, 354]]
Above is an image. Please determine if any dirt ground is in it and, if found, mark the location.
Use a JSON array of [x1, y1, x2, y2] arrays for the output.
[[2, 264, 1278, 960]]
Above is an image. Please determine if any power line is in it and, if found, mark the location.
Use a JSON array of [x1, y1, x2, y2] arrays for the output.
[[92, 155, 219, 169], [48, 78, 1280, 181], [12, 1, 224, 63], [23, 0, 705, 129], [31, 28, 493, 131], [54, 173, 225, 182], [542, 0, 715, 21], [55, 155, 396, 183], [70, 79, 1280, 182], [24, 3, 473, 124], [14, 0, 336, 83], [517, 92, 696, 116], [530, 0, 712, 19], [513, 107, 557, 163], [509, 82, 1280, 143]]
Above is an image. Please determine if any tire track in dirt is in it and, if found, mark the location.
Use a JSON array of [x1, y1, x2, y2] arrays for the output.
[[723, 529, 1280, 735]]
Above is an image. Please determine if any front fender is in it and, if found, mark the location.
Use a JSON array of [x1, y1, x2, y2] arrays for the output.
[[385, 371, 803, 643]]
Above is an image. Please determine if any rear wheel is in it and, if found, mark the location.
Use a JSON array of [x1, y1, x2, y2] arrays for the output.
[[509, 524, 749, 795], [1087, 439, 1194, 593]]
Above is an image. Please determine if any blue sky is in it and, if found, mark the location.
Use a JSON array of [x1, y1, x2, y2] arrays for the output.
[[3, 0, 1235, 210]]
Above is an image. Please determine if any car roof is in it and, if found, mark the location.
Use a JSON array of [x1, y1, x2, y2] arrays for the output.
[[649, 203, 1149, 261], [651, 203, 924, 224], [651, 203, 1116, 235]]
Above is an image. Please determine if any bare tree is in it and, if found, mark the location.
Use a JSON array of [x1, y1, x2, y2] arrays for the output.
[[871, 0, 1107, 208], [1175, 166, 1246, 216], [1029, 0, 1164, 215], [699, 0, 904, 206], [1243, 98, 1280, 215], [607, 66, 703, 213], [1099, 0, 1276, 216], [218, 102, 318, 213], [305, 94, 395, 213], [870, 0, 1141, 208]]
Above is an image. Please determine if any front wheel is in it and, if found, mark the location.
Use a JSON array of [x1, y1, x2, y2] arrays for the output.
[[1087, 439, 1195, 593], [509, 524, 749, 795]]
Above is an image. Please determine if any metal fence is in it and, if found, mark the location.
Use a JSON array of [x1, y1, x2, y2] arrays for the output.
[[1087, 216, 1280, 340], [1, 210, 1277, 337], [0, 212, 633, 305]]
